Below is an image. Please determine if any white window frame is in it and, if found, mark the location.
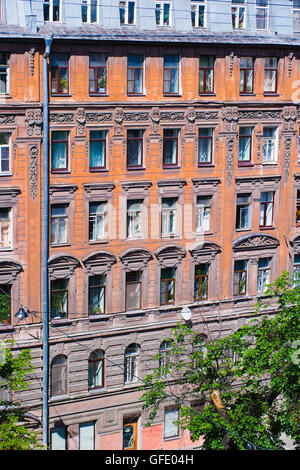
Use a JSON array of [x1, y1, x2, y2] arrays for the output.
[[89, 201, 106, 242], [196, 195, 211, 233], [293, 254, 300, 286], [0, 53, 9, 95], [44, 0, 61, 22], [164, 408, 179, 439], [262, 127, 277, 163], [293, 1, 300, 32], [81, 0, 99, 23], [127, 199, 142, 239], [50, 204, 68, 245], [119, 1, 136, 25], [231, 1, 246, 30], [155, 2, 172, 26], [256, 0, 269, 30], [124, 344, 139, 384], [0, 133, 11, 174], [191, 1, 207, 28], [161, 197, 177, 237], [257, 257, 271, 293], [0, 207, 12, 250]]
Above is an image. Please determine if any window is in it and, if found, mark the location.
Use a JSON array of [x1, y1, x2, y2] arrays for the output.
[[298, 130, 300, 163], [51, 427, 67, 450], [161, 197, 177, 236], [123, 420, 137, 450], [82, 0, 98, 23], [88, 275, 105, 314], [0, 53, 9, 94], [51, 53, 69, 95], [194, 264, 208, 300], [155, 2, 171, 26], [232, 0, 246, 29], [163, 56, 179, 94], [196, 196, 211, 233], [44, 0, 60, 22], [0, 284, 11, 325], [259, 191, 274, 227], [256, 0, 268, 29], [127, 55, 143, 95], [79, 422, 95, 450], [127, 129, 143, 169], [164, 408, 179, 439], [51, 131, 68, 172], [88, 350, 104, 388], [89, 130, 106, 170], [163, 129, 178, 167], [264, 58, 277, 94], [89, 54, 106, 95], [120, 1, 135, 24], [233, 260, 247, 295], [50, 279, 68, 319], [51, 204, 68, 245], [124, 343, 139, 384], [160, 267, 175, 305], [127, 199, 142, 238], [262, 128, 277, 163], [239, 57, 253, 94], [192, 335, 207, 368], [236, 194, 251, 230], [89, 202, 106, 241], [159, 340, 172, 376], [199, 56, 214, 94], [191, 1, 206, 28], [0, 208, 11, 249], [257, 257, 271, 293], [293, 254, 300, 286], [238, 127, 252, 163], [293, 0, 300, 32], [0, 133, 10, 174], [51, 355, 67, 396], [296, 190, 300, 225], [198, 128, 213, 164], [125, 271, 141, 311]]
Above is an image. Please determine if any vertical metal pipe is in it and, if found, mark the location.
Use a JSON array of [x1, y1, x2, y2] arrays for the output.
[[42, 37, 52, 448]]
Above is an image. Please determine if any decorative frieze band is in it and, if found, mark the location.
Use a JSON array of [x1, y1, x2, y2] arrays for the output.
[[50, 113, 74, 123], [0, 114, 16, 125]]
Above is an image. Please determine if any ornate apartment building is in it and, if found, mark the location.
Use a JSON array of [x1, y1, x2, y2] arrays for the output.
[[1, 0, 300, 451]]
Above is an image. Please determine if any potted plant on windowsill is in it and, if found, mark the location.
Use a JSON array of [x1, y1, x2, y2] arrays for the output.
[[98, 75, 106, 94]]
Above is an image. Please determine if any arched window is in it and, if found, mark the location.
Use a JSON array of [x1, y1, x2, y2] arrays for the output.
[[51, 355, 67, 397], [124, 344, 139, 384], [88, 350, 104, 389], [159, 340, 173, 377]]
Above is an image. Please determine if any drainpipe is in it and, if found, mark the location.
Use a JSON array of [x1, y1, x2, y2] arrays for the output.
[[42, 36, 52, 448]]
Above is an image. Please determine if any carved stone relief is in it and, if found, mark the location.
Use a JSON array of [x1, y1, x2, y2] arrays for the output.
[[150, 107, 160, 134], [29, 145, 38, 200], [225, 137, 235, 187], [25, 109, 43, 137], [76, 107, 86, 136]]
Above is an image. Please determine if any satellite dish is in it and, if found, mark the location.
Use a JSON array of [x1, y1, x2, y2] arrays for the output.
[[181, 306, 191, 321]]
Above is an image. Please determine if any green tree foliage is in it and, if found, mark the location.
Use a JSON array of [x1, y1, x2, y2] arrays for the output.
[[141, 272, 300, 450], [0, 340, 43, 450]]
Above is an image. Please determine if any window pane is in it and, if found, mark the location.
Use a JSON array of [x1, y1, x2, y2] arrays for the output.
[[164, 409, 179, 438], [79, 422, 94, 450], [51, 428, 66, 450]]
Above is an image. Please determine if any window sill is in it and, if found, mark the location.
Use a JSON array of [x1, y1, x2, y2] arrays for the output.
[[163, 165, 180, 170], [0, 172, 12, 177], [49, 394, 70, 402], [0, 325, 15, 333], [50, 243, 71, 248], [163, 436, 180, 442], [198, 163, 214, 168], [89, 93, 108, 97], [51, 170, 70, 174], [238, 162, 254, 167], [0, 94, 12, 99], [89, 239, 109, 245], [50, 318, 72, 326], [89, 314, 109, 322], [51, 94, 71, 98], [261, 162, 277, 165], [126, 167, 145, 171], [88, 387, 106, 395], [239, 93, 255, 96], [125, 310, 145, 318], [235, 228, 251, 232], [263, 93, 279, 97], [196, 230, 212, 236], [161, 234, 179, 239], [0, 247, 13, 252], [199, 93, 216, 97], [127, 93, 146, 97], [163, 93, 181, 97], [259, 226, 276, 230], [89, 168, 108, 173]]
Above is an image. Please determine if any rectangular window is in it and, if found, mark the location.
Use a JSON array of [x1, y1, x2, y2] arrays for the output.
[[44, 0, 60, 22], [89, 54, 106, 95], [89, 202, 106, 241], [89, 130, 106, 170], [163, 56, 179, 94], [51, 427, 67, 450], [256, 0, 268, 29], [51, 204, 68, 245], [160, 267, 175, 305], [239, 57, 253, 94], [88, 274, 105, 314], [123, 421, 137, 450], [0, 284, 11, 325], [155, 2, 171, 25], [262, 127, 277, 163], [127, 199, 142, 238], [233, 260, 247, 295], [0, 133, 10, 174], [51, 131, 68, 172], [127, 129, 143, 168], [50, 279, 68, 319], [0, 208, 12, 249], [264, 57, 277, 93], [120, 1, 135, 24], [0, 53, 9, 94], [51, 53, 69, 95], [198, 128, 213, 164], [191, 1, 206, 28], [293, 0, 300, 32], [199, 56, 214, 94], [163, 129, 178, 167], [164, 408, 179, 439], [238, 127, 252, 163], [194, 264, 208, 300], [259, 191, 274, 227], [126, 271, 142, 311], [236, 194, 251, 230], [293, 254, 300, 287], [79, 422, 95, 450], [232, 0, 246, 29], [257, 257, 271, 293], [196, 196, 211, 233], [161, 197, 177, 236], [296, 190, 300, 225], [82, 0, 97, 23], [127, 55, 143, 95]]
